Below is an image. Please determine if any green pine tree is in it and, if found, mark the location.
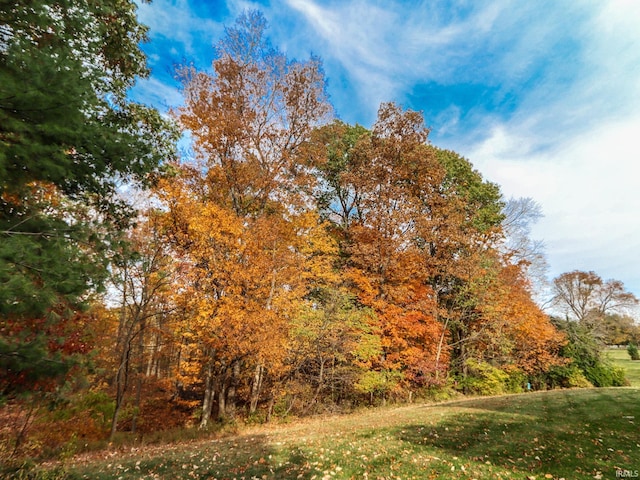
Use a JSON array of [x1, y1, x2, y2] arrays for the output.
[[0, 0, 177, 398]]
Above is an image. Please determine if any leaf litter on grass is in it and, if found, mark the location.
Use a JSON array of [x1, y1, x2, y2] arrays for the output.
[[54, 388, 640, 480]]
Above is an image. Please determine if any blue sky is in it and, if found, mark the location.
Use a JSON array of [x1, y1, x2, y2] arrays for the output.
[[130, 0, 640, 302]]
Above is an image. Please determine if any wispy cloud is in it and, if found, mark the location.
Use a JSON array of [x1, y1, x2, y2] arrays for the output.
[[129, 76, 184, 111], [280, 0, 640, 293], [279, 1, 594, 128], [130, 0, 640, 295], [469, 112, 640, 290], [463, 0, 640, 292], [136, 0, 224, 59]]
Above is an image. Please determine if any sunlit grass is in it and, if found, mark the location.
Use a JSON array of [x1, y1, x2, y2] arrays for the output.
[[29, 388, 640, 479], [607, 347, 640, 387]]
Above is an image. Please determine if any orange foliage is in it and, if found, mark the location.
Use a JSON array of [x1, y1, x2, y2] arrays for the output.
[[475, 264, 567, 375], [331, 105, 451, 386]]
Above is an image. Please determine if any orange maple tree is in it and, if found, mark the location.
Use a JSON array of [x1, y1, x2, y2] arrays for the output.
[[472, 263, 567, 375]]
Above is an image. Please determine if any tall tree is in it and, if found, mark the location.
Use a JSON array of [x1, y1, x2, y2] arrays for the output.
[[0, 0, 177, 399], [310, 107, 471, 388], [175, 10, 331, 218], [163, 10, 333, 426], [601, 314, 640, 346], [419, 147, 504, 375], [308, 108, 509, 387], [108, 212, 176, 439]]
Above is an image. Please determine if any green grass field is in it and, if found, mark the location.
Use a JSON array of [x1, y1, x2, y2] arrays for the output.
[[34, 388, 640, 480], [607, 347, 640, 387]]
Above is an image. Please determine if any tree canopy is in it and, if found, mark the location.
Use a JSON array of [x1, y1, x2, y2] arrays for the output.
[[1, 6, 635, 461], [551, 270, 638, 324]]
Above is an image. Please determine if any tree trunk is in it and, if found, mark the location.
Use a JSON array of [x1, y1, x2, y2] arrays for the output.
[[131, 373, 142, 434], [217, 383, 227, 421], [249, 363, 264, 414], [110, 385, 124, 440], [110, 337, 132, 440], [266, 395, 275, 423], [225, 360, 240, 419], [435, 316, 450, 380], [199, 360, 215, 429], [146, 329, 159, 377], [131, 316, 146, 434], [307, 356, 325, 411]]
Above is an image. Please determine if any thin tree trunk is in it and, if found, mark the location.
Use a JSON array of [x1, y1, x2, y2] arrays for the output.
[[226, 360, 240, 419], [217, 383, 227, 421], [115, 264, 128, 351], [266, 395, 275, 423], [435, 316, 450, 380], [249, 363, 264, 414], [146, 329, 159, 377], [11, 400, 36, 458], [111, 264, 130, 440], [307, 356, 325, 411], [331, 356, 336, 403], [110, 337, 132, 440], [110, 388, 123, 440], [131, 373, 142, 434], [199, 360, 215, 429], [174, 339, 184, 399], [131, 316, 146, 434], [216, 361, 228, 421]]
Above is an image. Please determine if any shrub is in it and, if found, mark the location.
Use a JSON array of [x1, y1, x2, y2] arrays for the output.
[[459, 359, 509, 396], [503, 369, 527, 393], [416, 383, 460, 403], [585, 363, 629, 387], [354, 370, 403, 404], [545, 364, 593, 389], [628, 343, 640, 361], [609, 365, 629, 386]]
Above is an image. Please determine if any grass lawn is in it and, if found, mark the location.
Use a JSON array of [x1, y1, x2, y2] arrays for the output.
[[607, 347, 640, 387], [35, 388, 640, 480]]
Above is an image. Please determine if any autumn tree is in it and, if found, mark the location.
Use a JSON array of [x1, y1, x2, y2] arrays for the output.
[[309, 106, 499, 391], [284, 288, 381, 411], [0, 0, 177, 399], [550, 270, 636, 386], [308, 121, 370, 232], [472, 263, 566, 377], [353, 105, 449, 389], [601, 314, 640, 346], [107, 211, 176, 439], [160, 10, 334, 426], [175, 10, 331, 217], [158, 171, 339, 423], [417, 147, 504, 376], [551, 270, 638, 334]]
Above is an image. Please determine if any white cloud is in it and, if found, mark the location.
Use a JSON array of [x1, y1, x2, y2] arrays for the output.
[[468, 110, 640, 296], [284, 0, 407, 120], [461, 1, 640, 296], [136, 0, 223, 57], [284, 0, 506, 122], [129, 76, 184, 110], [279, 1, 603, 125], [130, 0, 640, 298]]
